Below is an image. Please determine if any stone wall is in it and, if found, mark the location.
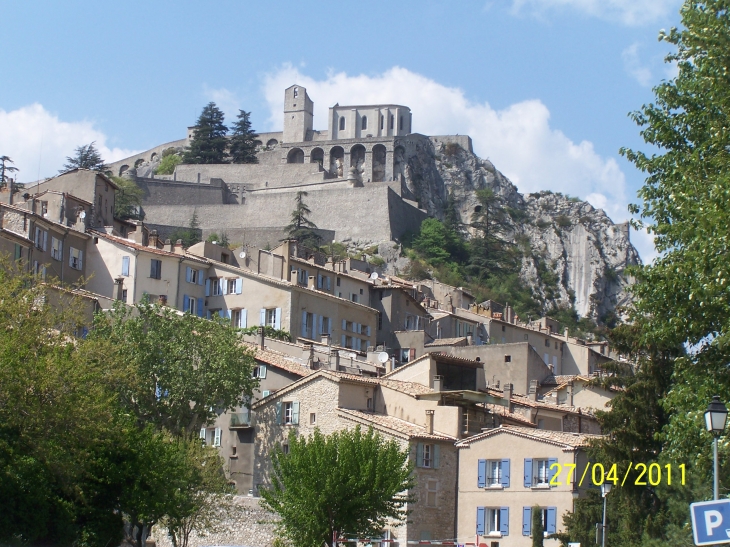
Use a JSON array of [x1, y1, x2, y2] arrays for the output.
[[150, 496, 279, 547], [173, 162, 327, 187], [137, 177, 228, 206]]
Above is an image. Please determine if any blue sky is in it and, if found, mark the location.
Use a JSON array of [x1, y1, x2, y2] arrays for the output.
[[1, 0, 685, 260]]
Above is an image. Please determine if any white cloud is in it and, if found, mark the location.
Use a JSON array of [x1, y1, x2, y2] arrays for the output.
[[622, 43, 654, 86], [510, 0, 680, 25], [0, 104, 138, 183], [202, 85, 242, 124], [263, 64, 630, 224]]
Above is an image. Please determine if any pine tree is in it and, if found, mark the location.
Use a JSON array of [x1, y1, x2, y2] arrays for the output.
[[468, 188, 512, 280], [284, 191, 321, 249], [182, 103, 228, 164], [61, 142, 107, 173], [0, 156, 18, 188], [228, 110, 259, 164], [532, 506, 544, 547]]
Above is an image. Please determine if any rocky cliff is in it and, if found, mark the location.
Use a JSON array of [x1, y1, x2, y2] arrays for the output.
[[396, 138, 640, 322]]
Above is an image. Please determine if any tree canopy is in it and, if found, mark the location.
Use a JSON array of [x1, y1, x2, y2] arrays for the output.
[[183, 103, 229, 164], [229, 109, 259, 164], [284, 190, 322, 248], [260, 426, 415, 547], [112, 175, 144, 220], [61, 142, 108, 173]]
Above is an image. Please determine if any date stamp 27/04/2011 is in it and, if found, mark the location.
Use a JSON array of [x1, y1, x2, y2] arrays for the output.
[[548, 462, 686, 488]]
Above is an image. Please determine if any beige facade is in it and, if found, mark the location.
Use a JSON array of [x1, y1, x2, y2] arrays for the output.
[[456, 427, 600, 547]]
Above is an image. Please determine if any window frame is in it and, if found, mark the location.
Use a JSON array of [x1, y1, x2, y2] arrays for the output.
[[150, 258, 162, 279]]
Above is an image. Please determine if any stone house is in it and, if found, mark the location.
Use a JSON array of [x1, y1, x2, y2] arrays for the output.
[[250, 370, 459, 543], [540, 375, 616, 411], [370, 284, 432, 361], [456, 426, 601, 547]]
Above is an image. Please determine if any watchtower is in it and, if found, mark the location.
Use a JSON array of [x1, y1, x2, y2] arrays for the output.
[[283, 85, 313, 143]]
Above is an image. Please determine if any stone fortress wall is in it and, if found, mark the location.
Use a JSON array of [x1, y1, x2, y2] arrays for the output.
[[107, 84, 467, 247]]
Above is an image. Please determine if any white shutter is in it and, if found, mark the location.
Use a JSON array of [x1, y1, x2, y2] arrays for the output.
[[213, 428, 221, 447], [235, 277, 242, 294], [222, 278, 228, 295], [200, 428, 207, 442], [274, 308, 281, 330], [205, 279, 211, 296], [241, 309, 247, 328], [260, 308, 266, 326]]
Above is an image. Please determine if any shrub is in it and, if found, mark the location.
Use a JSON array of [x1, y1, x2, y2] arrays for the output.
[[443, 142, 462, 157], [555, 215, 572, 228], [155, 153, 182, 175]]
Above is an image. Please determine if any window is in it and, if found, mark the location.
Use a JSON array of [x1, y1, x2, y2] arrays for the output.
[[320, 316, 331, 335], [310, 412, 316, 425], [415, 442, 440, 468], [150, 259, 162, 279], [211, 278, 222, 296], [390, 115, 394, 129], [262, 390, 271, 398], [69, 247, 83, 270], [339, 117, 345, 130], [478, 507, 509, 537], [13, 244, 22, 261], [253, 364, 267, 379], [367, 397, 373, 410], [50, 237, 62, 260], [359, 288, 363, 295], [34, 227, 47, 251], [380, 115, 384, 130], [122, 289, 128, 302], [293, 87, 298, 98], [522, 506, 556, 536], [361, 116, 367, 130], [185, 296, 197, 315], [545, 339, 550, 347], [264, 308, 279, 328], [297, 269, 308, 285], [199, 427, 222, 447], [478, 458, 511, 488], [282, 443, 290, 454], [351, 293, 359, 303], [524, 334, 529, 340], [186, 267, 203, 284], [535, 459, 549, 485], [504, 355, 511, 363], [317, 274, 331, 290], [426, 480, 438, 507], [232, 309, 247, 328], [121, 256, 130, 276], [279, 401, 300, 425], [501, 325, 506, 332], [220, 253, 229, 264], [524, 458, 557, 487], [336, 277, 341, 287], [227, 278, 237, 294]]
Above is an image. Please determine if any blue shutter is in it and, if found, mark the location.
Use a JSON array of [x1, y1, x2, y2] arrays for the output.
[[500, 507, 509, 536], [205, 279, 210, 296], [318, 316, 323, 336], [226, 310, 232, 320], [522, 507, 531, 536], [275, 402, 282, 425], [292, 402, 300, 424], [235, 277, 242, 293], [341, 334, 346, 346], [122, 256, 130, 276], [476, 507, 485, 536], [274, 308, 281, 330], [502, 459, 511, 488], [416, 443, 424, 467], [433, 444, 440, 469], [183, 294, 190, 312], [477, 459, 487, 488], [342, 319, 347, 330], [366, 325, 371, 336], [546, 507, 557, 535], [186, 267, 192, 283], [548, 458, 558, 485], [197, 298, 203, 317], [260, 308, 266, 326], [312, 314, 317, 335], [198, 270, 204, 285], [301, 311, 308, 336], [524, 458, 533, 488]]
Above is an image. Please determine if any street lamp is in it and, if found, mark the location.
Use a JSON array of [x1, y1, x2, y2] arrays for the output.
[[705, 395, 728, 500], [601, 482, 612, 547]]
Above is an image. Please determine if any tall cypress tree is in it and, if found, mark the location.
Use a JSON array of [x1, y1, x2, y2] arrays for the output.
[[183, 103, 228, 164], [284, 191, 321, 249], [229, 110, 259, 164]]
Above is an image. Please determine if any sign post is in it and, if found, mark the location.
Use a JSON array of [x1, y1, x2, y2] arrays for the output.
[[691, 499, 730, 545]]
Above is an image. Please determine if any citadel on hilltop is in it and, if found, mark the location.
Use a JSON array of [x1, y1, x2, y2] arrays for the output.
[[108, 85, 471, 248]]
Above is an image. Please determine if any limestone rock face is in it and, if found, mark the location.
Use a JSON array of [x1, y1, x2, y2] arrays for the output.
[[400, 138, 641, 321]]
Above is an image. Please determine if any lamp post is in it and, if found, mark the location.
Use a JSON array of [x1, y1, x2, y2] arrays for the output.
[[601, 482, 612, 547], [705, 395, 728, 500]]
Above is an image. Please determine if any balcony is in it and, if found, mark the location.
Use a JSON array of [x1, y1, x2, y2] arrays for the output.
[[229, 412, 251, 429]]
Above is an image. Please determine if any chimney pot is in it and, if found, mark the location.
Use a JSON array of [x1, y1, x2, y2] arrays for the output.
[[425, 409, 434, 434]]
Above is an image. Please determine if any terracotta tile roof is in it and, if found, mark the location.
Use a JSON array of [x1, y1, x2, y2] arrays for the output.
[[338, 408, 456, 441], [483, 403, 536, 427], [456, 425, 604, 449], [424, 337, 468, 347], [91, 231, 209, 264], [242, 343, 314, 378], [378, 378, 435, 396], [478, 387, 596, 417]]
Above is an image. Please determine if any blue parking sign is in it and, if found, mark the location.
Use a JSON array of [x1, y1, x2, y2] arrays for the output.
[[691, 499, 730, 545]]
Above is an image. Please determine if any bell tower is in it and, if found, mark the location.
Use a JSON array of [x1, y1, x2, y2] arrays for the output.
[[283, 85, 313, 143]]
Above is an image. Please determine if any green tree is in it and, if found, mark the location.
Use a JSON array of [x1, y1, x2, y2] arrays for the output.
[[0, 155, 18, 188], [183, 103, 229, 164], [531, 506, 544, 547], [61, 141, 108, 172], [85, 298, 258, 435], [260, 426, 415, 547], [284, 191, 321, 248], [169, 210, 202, 248], [206, 232, 230, 247], [155, 153, 182, 175], [468, 188, 513, 280], [112, 175, 144, 219], [229, 109, 259, 164], [618, 0, 730, 510], [412, 218, 467, 266]]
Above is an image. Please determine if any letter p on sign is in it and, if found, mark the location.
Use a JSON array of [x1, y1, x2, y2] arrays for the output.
[[691, 499, 730, 545]]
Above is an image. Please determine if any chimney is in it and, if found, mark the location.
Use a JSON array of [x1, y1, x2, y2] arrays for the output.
[[503, 383, 512, 401], [158, 295, 168, 306], [114, 277, 124, 300], [334, 349, 341, 370], [564, 327, 569, 341], [163, 238, 172, 252], [466, 334, 473, 346], [321, 333, 331, 346], [567, 381, 574, 406], [148, 230, 159, 248], [425, 410, 434, 434], [290, 269, 298, 284], [257, 325, 265, 350], [174, 239, 184, 255], [302, 344, 315, 369], [529, 379, 539, 401], [433, 375, 443, 392], [308, 275, 316, 290]]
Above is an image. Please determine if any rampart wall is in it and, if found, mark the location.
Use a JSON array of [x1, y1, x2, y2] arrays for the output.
[[173, 162, 326, 186]]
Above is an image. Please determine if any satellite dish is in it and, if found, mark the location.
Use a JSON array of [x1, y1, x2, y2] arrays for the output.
[[369, 272, 379, 280], [79, 211, 86, 219], [346, 352, 357, 360], [239, 251, 247, 259], [377, 352, 389, 364]]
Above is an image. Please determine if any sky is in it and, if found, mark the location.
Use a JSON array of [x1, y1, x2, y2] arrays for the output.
[[1, 0, 686, 261]]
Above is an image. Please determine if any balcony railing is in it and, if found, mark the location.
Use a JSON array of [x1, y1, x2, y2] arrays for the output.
[[229, 412, 251, 428]]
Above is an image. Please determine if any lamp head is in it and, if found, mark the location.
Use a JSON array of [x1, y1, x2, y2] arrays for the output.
[[601, 482, 612, 497], [705, 395, 728, 436]]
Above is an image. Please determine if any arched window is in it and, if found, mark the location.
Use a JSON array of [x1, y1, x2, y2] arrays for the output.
[[390, 115, 394, 130], [381, 115, 384, 130], [362, 116, 367, 130], [293, 87, 299, 98], [339, 117, 346, 131]]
